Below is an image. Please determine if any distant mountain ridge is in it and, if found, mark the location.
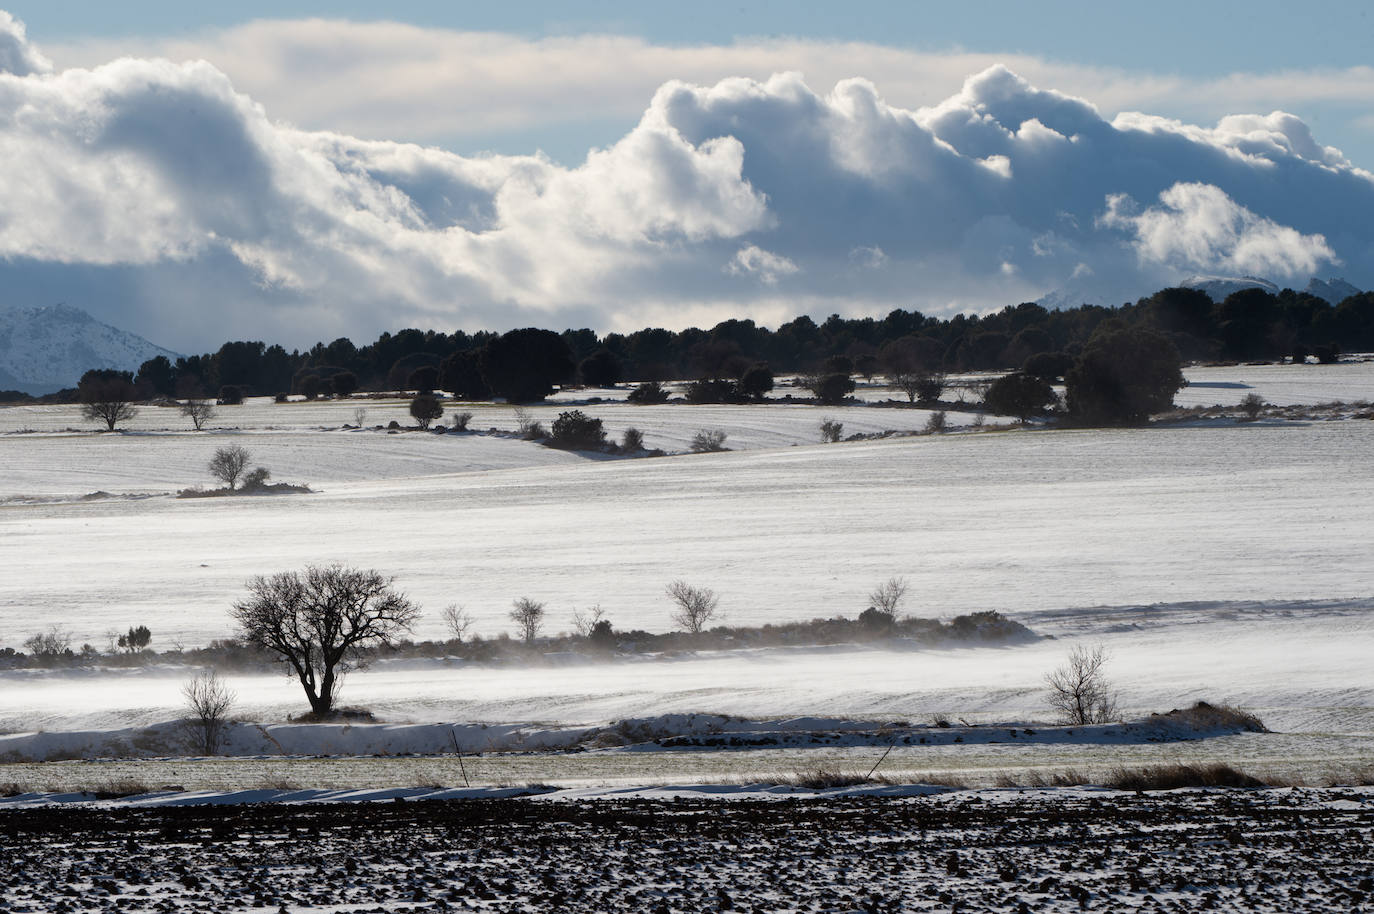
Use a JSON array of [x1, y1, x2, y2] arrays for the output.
[[1039, 276, 1363, 311], [1180, 275, 1362, 305], [0, 304, 179, 395]]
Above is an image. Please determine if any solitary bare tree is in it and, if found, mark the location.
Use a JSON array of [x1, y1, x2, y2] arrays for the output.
[[1044, 643, 1118, 725], [509, 597, 546, 643], [181, 669, 236, 755], [867, 576, 909, 620], [666, 580, 720, 633], [571, 605, 606, 638], [231, 565, 419, 716], [441, 604, 474, 642], [209, 445, 251, 490], [180, 399, 216, 430]]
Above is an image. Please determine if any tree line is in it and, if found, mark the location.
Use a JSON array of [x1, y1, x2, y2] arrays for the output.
[[4, 283, 1365, 409]]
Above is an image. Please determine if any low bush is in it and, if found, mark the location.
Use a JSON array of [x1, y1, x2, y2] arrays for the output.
[[690, 429, 729, 452], [819, 418, 843, 443], [627, 381, 669, 404], [621, 427, 645, 451], [548, 410, 607, 450], [1104, 763, 1267, 790]]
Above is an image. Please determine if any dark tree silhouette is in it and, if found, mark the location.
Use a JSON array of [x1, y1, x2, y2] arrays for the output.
[[578, 349, 623, 387], [1065, 327, 1185, 425], [78, 369, 139, 430], [409, 393, 444, 429], [984, 372, 1056, 422], [231, 565, 419, 716], [479, 328, 574, 402]]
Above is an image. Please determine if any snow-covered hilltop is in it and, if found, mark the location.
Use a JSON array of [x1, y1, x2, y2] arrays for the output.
[[0, 303, 178, 395]]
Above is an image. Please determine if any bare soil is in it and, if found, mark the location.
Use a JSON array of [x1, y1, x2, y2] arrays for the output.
[[1, 789, 1371, 912]]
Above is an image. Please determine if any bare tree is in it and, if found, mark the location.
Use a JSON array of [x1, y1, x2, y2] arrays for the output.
[[571, 605, 606, 638], [441, 604, 474, 642], [181, 669, 236, 755], [1044, 643, 1118, 725], [510, 597, 546, 644], [666, 580, 720, 633], [24, 626, 71, 658], [231, 564, 419, 716], [819, 418, 843, 443], [208, 445, 251, 490], [867, 576, 909, 620], [180, 399, 216, 430], [353, 407, 368, 427]]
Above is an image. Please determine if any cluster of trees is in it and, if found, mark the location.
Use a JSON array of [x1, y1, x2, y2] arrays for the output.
[[18, 282, 1364, 412]]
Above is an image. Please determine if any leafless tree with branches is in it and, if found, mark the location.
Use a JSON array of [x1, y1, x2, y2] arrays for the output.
[[571, 605, 606, 638], [510, 597, 546, 643], [208, 445, 251, 490], [666, 580, 720, 633], [441, 604, 474, 642], [867, 576, 909, 620], [180, 399, 216, 430], [1045, 643, 1118, 725], [231, 564, 419, 716], [181, 669, 236, 755]]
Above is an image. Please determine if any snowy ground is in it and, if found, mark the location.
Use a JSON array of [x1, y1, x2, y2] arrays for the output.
[[1, 362, 1371, 797]]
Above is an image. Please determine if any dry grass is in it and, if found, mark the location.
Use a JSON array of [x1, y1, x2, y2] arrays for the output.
[[1104, 763, 1268, 790], [1152, 701, 1267, 733]]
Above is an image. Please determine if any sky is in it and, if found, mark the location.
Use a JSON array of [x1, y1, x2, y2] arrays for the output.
[[1, 2, 1372, 351]]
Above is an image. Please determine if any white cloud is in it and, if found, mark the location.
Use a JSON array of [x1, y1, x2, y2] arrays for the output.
[[1102, 183, 1337, 279], [0, 13, 1372, 352], [727, 245, 799, 284]]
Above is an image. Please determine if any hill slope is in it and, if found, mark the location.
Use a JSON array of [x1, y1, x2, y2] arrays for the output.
[[0, 303, 178, 395]]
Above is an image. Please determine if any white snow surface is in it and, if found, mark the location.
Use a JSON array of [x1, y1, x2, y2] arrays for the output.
[[1, 363, 1372, 770]]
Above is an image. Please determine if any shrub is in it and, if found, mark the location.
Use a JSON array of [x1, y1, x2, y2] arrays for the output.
[[984, 372, 1056, 422], [627, 381, 669, 404], [1104, 763, 1266, 791], [274, 392, 289, 403], [331, 372, 359, 397], [924, 410, 948, 433], [819, 418, 844, 443], [217, 385, 244, 406], [549, 410, 607, 449], [240, 467, 272, 491], [621, 427, 645, 451], [690, 429, 728, 452], [450, 410, 473, 431], [913, 373, 945, 404], [1239, 392, 1264, 420], [409, 393, 444, 429], [523, 420, 546, 440], [588, 619, 616, 650], [804, 372, 856, 405], [684, 377, 739, 404]]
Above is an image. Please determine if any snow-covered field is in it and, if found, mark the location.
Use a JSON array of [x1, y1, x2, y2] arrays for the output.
[[1, 362, 1372, 790]]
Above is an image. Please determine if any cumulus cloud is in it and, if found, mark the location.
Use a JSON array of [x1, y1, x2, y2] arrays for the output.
[[1, 13, 1372, 352], [727, 245, 800, 284], [1102, 183, 1337, 278], [0, 11, 49, 76]]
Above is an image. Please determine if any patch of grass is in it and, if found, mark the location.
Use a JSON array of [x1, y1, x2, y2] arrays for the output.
[[90, 778, 156, 799], [769, 766, 886, 790], [1151, 701, 1268, 733], [1104, 763, 1268, 790]]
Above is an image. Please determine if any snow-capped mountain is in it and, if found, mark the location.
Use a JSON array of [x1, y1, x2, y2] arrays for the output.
[[0, 304, 179, 395]]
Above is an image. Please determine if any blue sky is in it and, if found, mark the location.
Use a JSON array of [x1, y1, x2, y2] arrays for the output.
[[0, 3, 1371, 349]]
